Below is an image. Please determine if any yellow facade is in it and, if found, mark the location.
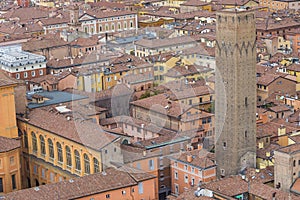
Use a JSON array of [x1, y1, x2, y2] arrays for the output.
[[166, 0, 185, 7], [223, 0, 258, 8], [77, 72, 104, 92], [164, 70, 207, 84], [277, 36, 291, 52], [287, 70, 300, 91], [202, 4, 212, 12], [0, 84, 18, 139], [0, 148, 22, 193], [103, 71, 124, 90], [154, 57, 179, 84], [176, 92, 213, 112], [256, 157, 274, 169], [18, 122, 103, 188], [0, 79, 22, 194], [36, 2, 55, 8]]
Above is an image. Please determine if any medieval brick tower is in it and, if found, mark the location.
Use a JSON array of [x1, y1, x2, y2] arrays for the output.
[[215, 8, 257, 178], [69, 4, 81, 31]]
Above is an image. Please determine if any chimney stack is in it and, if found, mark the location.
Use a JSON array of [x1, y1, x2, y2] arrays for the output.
[[278, 125, 286, 136], [198, 143, 203, 150], [187, 154, 193, 163]]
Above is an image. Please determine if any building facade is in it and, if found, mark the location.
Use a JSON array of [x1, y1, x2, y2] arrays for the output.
[[274, 143, 300, 192], [215, 8, 257, 178], [4, 167, 157, 200], [17, 104, 129, 189], [0, 71, 22, 194], [0, 45, 46, 81], [170, 149, 216, 196]]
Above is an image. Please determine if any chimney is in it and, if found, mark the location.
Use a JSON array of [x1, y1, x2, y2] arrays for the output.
[[143, 150, 146, 157], [258, 142, 264, 149], [278, 125, 286, 136], [141, 124, 145, 140], [168, 101, 172, 109], [187, 154, 193, 163], [71, 58, 74, 65], [266, 151, 271, 157], [197, 143, 203, 150]]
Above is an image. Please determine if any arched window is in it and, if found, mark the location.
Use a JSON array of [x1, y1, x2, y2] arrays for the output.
[[124, 21, 127, 29], [93, 158, 99, 173], [84, 154, 90, 174], [105, 24, 109, 31], [66, 146, 72, 168], [84, 27, 88, 33], [40, 135, 45, 156], [130, 21, 133, 28], [48, 139, 54, 160], [24, 131, 28, 148], [75, 150, 81, 171], [32, 132, 37, 153], [111, 23, 115, 31], [117, 22, 121, 30], [57, 142, 63, 163], [99, 25, 102, 32]]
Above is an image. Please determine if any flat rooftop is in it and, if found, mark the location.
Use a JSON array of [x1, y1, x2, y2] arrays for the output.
[[27, 91, 88, 109]]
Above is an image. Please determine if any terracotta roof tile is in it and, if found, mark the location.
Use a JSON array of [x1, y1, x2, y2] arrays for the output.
[[288, 63, 300, 72], [22, 37, 68, 52], [257, 74, 281, 86], [134, 36, 195, 49], [4, 167, 155, 200], [165, 65, 213, 78], [131, 93, 192, 118], [250, 182, 299, 200], [0, 137, 20, 152], [268, 104, 291, 113], [277, 143, 300, 154], [3, 7, 49, 21], [168, 85, 214, 100], [256, 143, 280, 159], [19, 106, 118, 151], [30, 71, 75, 85], [0, 69, 18, 87], [170, 149, 216, 169], [202, 175, 248, 197]]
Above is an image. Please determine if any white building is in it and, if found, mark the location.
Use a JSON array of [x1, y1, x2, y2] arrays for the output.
[[0, 45, 46, 80]]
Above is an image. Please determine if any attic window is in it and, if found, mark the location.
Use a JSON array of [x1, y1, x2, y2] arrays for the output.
[[223, 142, 227, 149]]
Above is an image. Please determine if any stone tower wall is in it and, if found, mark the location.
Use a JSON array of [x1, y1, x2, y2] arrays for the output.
[[215, 9, 257, 178]]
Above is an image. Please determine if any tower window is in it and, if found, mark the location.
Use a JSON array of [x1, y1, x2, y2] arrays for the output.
[[294, 160, 296, 167], [221, 169, 225, 176], [245, 97, 248, 106], [223, 142, 227, 149], [245, 130, 247, 138]]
